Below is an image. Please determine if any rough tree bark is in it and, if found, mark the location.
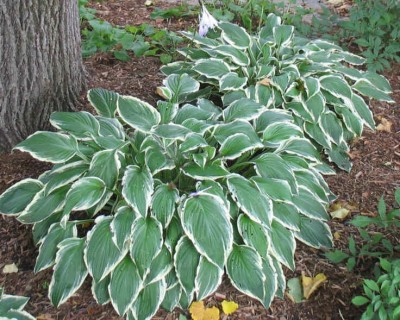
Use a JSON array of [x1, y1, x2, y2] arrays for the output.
[[0, 0, 86, 152]]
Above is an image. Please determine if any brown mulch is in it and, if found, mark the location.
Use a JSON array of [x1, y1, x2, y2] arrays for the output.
[[1, 1, 399, 319]]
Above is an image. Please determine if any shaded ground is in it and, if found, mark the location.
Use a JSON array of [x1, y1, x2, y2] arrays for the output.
[[1, 1, 399, 319]]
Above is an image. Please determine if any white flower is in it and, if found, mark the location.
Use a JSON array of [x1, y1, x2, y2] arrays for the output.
[[198, 2, 218, 37]]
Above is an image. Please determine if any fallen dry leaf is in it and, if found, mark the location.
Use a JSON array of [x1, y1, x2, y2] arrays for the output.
[[3, 263, 18, 274], [376, 117, 392, 132], [330, 207, 350, 220], [334, 231, 341, 240], [302, 272, 327, 299], [257, 78, 271, 86], [189, 301, 220, 320], [221, 300, 239, 315]]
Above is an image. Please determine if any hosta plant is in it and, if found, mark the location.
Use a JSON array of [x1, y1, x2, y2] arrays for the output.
[[0, 287, 35, 320], [0, 81, 333, 318], [161, 13, 394, 171]]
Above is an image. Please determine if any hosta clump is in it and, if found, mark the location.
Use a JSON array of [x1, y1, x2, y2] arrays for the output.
[[0, 81, 332, 319], [162, 13, 394, 171], [0, 287, 35, 320]]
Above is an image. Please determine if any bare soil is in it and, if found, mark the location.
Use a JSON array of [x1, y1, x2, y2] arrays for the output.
[[1, 1, 399, 319]]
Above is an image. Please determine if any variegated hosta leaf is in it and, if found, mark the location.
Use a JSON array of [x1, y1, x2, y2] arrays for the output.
[[165, 216, 183, 254], [174, 236, 200, 297], [14, 131, 78, 164], [34, 222, 76, 273], [92, 275, 110, 305], [63, 177, 106, 217], [295, 217, 333, 248], [192, 58, 231, 80], [238, 214, 269, 258], [32, 212, 63, 245], [220, 133, 262, 160], [44, 161, 88, 195], [262, 257, 278, 308], [219, 72, 248, 91], [151, 183, 179, 228], [87, 149, 121, 189], [122, 165, 153, 217], [320, 111, 344, 145], [223, 98, 264, 122], [319, 75, 352, 101], [179, 133, 208, 154], [195, 256, 224, 301], [49, 238, 88, 307], [109, 256, 142, 316], [97, 116, 125, 139], [227, 174, 273, 228], [292, 187, 330, 221], [131, 279, 166, 320], [262, 122, 303, 146], [0, 293, 29, 314], [255, 110, 294, 132], [219, 22, 251, 49], [180, 193, 233, 269], [130, 216, 163, 278], [352, 79, 394, 103], [214, 120, 261, 145], [152, 124, 191, 140], [0, 179, 43, 215], [273, 25, 294, 47], [252, 177, 293, 203], [85, 216, 125, 282], [161, 283, 181, 312], [50, 111, 100, 139], [227, 244, 265, 303], [272, 201, 301, 232], [118, 95, 160, 133], [214, 45, 250, 66], [163, 73, 200, 103], [145, 245, 172, 285], [254, 153, 298, 194], [270, 221, 296, 270], [18, 186, 69, 224], [110, 206, 136, 250], [88, 88, 118, 118], [351, 94, 375, 129], [277, 138, 321, 162], [182, 162, 230, 180]]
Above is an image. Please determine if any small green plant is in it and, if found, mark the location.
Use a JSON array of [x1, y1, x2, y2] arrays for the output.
[[326, 189, 400, 271], [339, 0, 400, 72], [0, 287, 35, 320], [162, 13, 393, 171], [352, 258, 400, 320], [78, 0, 183, 63]]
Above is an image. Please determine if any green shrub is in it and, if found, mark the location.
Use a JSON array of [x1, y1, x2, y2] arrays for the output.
[[162, 13, 393, 171], [0, 76, 334, 317], [339, 0, 400, 72], [353, 258, 400, 320], [0, 287, 35, 320]]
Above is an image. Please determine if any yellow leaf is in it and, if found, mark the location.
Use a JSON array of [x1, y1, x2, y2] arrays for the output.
[[189, 301, 220, 320], [221, 300, 239, 315], [204, 306, 220, 319], [334, 231, 341, 240], [330, 207, 350, 220], [302, 272, 327, 299]]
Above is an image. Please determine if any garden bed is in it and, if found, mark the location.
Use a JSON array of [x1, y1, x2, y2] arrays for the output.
[[1, 1, 399, 319]]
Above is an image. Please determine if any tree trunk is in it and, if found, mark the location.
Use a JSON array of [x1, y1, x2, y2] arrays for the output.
[[0, 0, 86, 152]]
